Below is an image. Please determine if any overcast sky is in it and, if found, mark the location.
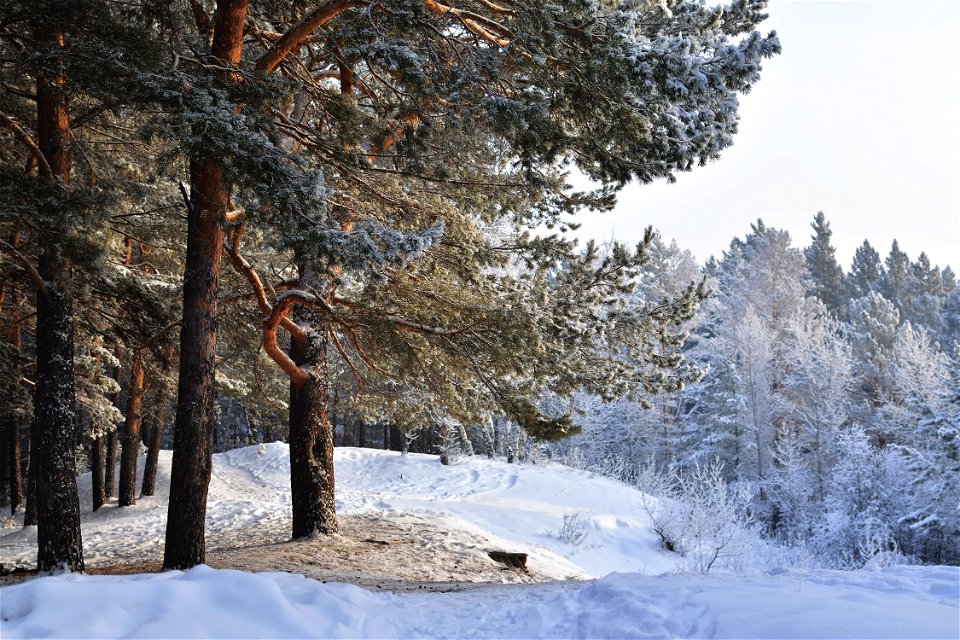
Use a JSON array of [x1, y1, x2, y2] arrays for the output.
[[572, 0, 960, 271]]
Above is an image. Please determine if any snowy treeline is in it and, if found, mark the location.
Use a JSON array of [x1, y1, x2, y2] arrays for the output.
[[551, 215, 959, 568]]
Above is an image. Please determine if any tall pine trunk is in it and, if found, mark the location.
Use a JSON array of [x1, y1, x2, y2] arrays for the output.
[[34, 250, 83, 571], [141, 395, 167, 497], [288, 331, 337, 537], [163, 157, 226, 568], [118, 358, 145, 507], [32, 21, 83, 572], [163, 0, 248, 570]]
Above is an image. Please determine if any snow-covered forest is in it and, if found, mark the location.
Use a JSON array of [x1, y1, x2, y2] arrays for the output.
[[548, 215, 960, 569], [0, 0, 956, 637]]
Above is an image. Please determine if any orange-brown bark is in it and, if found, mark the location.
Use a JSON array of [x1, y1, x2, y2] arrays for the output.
[[256, 0, 362, 72], [118, 357, 145, 507], [164, 0, 249, 571]]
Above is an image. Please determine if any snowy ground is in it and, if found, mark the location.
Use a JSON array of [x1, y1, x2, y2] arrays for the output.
[[0, 443, 677, 579], [1, 443, 958, 639]]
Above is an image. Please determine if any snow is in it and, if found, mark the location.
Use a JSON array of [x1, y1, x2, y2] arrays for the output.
[[2, 443, 957, 639], [2, 564, 957, 639], [1, 443, 678, 579]]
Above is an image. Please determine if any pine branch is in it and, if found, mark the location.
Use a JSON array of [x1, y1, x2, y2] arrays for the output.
[[0, 113, 52, 178]]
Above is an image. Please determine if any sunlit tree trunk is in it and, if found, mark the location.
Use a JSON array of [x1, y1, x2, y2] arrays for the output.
[[163, 0, 248, 570], [32, 20, 83, 572]]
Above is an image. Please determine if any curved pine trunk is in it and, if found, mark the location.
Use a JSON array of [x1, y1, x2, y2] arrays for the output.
[[288, 333, 337, 538], [118, 359, 145, 507]]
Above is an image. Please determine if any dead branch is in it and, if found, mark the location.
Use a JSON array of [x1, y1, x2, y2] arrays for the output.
[[0, 113, 52, 178], [0, 239, 45, 293]]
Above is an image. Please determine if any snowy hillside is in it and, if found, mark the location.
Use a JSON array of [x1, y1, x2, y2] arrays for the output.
[[1, 444, 958, 639], [0, 442, 677, 578]]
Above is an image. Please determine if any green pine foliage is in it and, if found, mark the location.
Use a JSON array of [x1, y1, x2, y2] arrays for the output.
[[804, 212, 845, 315]]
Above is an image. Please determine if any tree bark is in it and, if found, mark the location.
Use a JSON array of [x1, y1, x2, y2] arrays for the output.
[[23, 426, 37, 526], [288, 332, 338, 537], [1, 392, 23, 518], [105, 352, 122, 498], [118, 358, 145, 507], [91, 435, 105, 511], [104, 429, 117, 497], [163, 156, 226, 568], [163, 0, 249, 569], [32, 21, 83, 573], [33, 246, 84, 571], [141, 397, 167, 497]]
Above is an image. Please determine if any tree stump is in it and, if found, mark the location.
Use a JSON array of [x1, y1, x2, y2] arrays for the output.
[[487, 551, 528, 570]]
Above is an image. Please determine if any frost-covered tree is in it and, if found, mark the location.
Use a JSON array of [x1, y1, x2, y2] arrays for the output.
[[894, 349, 959, 564], [639, 459, 757, 573], [781, 307, 855, 500], [818, 425, 906, 568], [941, 269, 960, 347], [905, 253, 945, 339], [847, 292, 900, 407]]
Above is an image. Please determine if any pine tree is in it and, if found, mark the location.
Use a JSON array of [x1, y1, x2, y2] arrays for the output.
[[941, 267, 960, 347], [848, 240, 884, 299], [804, 212, 845, 315], [150, 0, 780, 560], [905, 252, 945, 337], [882, 240, 911, 317]]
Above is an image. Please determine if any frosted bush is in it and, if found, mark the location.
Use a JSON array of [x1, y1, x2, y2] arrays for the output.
[[555, 512, 589, 547], [638, 459, 759, 573]]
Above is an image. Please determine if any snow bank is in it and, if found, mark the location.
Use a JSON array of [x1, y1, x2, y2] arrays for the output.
[[2, 564, 957, 639], [2, 443, 957, 639]]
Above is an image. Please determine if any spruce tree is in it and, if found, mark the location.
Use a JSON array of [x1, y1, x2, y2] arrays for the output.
[[848, 239, 884, 299], [804, 212, 845, 315], [882, 240, 911, 317]]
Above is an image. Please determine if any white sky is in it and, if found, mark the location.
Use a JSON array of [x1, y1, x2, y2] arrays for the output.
[[572, 0, 960, 271]]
